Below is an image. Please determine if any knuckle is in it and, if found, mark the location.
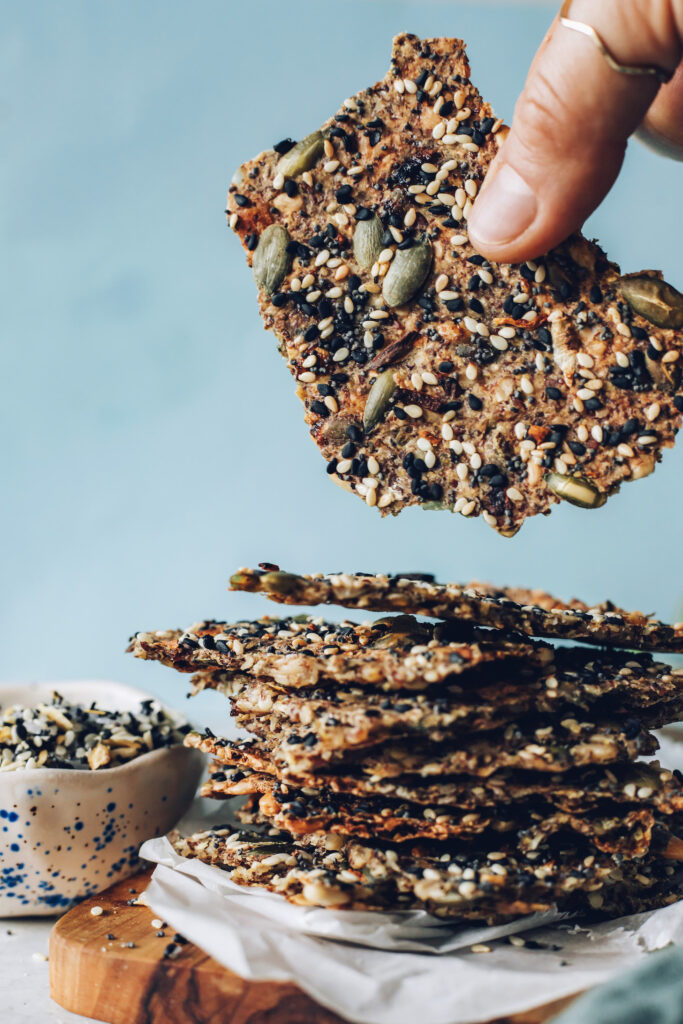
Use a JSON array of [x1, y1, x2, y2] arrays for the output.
[[511, 69, 582, 165]]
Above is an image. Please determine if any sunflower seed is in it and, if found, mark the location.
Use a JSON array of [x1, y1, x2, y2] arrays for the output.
[[619, 273, 683, 330], [353, 214, 384, 269], [363, 370, 397, 432], [382, 236, 433, 307], [276, 131, 324, 179], [545, 472, 606, 509], [252, 224, 291, 295]]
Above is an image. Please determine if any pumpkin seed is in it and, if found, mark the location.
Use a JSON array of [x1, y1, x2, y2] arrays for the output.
[[276, 130, 324, 179], [619, 274, 683, 330], [253, 224, 291, 295], [353, 214, 384, 269], [363, 370, 397, 432], [259, 570, 304, 595], [382, 236, 433, 307], [545, 472, 606, 509]]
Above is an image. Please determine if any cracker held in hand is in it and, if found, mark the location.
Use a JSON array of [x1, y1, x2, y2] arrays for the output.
[[226, 33, 683, 534]]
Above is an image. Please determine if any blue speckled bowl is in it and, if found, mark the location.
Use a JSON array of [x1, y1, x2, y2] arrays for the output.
[[0, 681, 204, 916]]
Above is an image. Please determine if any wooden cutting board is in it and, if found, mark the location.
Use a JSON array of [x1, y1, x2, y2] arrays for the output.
[[49, 870, 578, 1024]]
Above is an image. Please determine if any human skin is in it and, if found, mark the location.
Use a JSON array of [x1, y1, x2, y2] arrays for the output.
[[468, 0, 683, 262]]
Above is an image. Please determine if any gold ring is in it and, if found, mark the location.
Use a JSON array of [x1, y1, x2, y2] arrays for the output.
[[559, 0, 673, 84]]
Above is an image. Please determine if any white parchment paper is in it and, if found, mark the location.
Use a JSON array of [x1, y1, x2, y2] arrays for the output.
[[140, 726, 683, 1024]]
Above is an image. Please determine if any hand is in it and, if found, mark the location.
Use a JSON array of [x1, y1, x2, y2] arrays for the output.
[[467, 0, 683, 263]]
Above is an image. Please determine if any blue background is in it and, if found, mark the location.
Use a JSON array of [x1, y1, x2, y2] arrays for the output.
[[2, 0, 682, 729]]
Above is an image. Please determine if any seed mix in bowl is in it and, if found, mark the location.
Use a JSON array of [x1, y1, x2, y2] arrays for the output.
[[0, 691, 190, 771]]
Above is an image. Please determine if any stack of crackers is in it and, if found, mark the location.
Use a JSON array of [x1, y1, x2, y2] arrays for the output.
[[129, 567, 683, 923]]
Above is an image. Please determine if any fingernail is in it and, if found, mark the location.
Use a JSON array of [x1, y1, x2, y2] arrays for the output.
[[468, 164, 537, 246]]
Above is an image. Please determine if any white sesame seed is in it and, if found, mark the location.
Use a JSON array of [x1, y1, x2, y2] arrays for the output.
[[228, 213, 238, 230], [389, 226, 403, 244], [370, 309, 389, 320], [456, 462, 469, 481], [514, 422, 526, 440], [454, 89, 467, 108], [298, 372, 316, 383], [470, 453, 482, 470], [426, 180, 440, 196], [325, 286, 342, 299], [483, 511, 497, 527], [573, 397, 585, 413], [464, 179, 478, 199], [320, 325, 334, 340], [336, 459, 352, 474], [301, 171, 313, 187], [411, 372, 423, 391], [663, 350, 679, 364], [616, 322, 632, 338], [332, 347, 349, 362], [422, 371, 438, 386], [367, 456, 379, 475], [432, 121, 446, 139], [490, 335, 508, 351], [442, 423, 454, 441], [576, 425, 589, 443], [520, 376, 534, 395], [424, 450, 436, 469], [377, 493, 392, 508], [439, 291, 459, 302], [649, 335, 663, 351], [327, 257, 342, 268], [577, 352, 594, 369], [615, 351, 629, 368], [302, 354, 317, 368], [464, 316, 479, 333], [404, 405, 422, 419], [591, 425, 603, 443], [461, 500, 477, 516], [404, 208, 416, 227], [404, 79, 417, 94], [441, 134, 459, 146], [443, 409, 455, 422], [463, 198, 474, 219], [522, 309, 537, 321], [646, 402, 661, 422], [463, 142, 480, 153], [617, 443, 634, 458], [576, 388, 594, 401], [506, 487, 523, 502], [378, 248, 394, 264], [471, 944, 491, 954], [638, 434, 657, 445], [318, 316, 334, 331], [535, 265, 546, 284], [301, 274, 315, 288], [433, 96, 444, 116], [451, 439, 464, 455], [394, 78, 405, 94], [555, 457, 569, 474], [324, 396, 338, 413], [450, 234, 468, 247], [547, 309, 563, 322], [91, 906, 104, 917], [499, 326, 516, 339], [314, 249, 330, 267], [453, 497, 467, 513], [479, 269, 493, 285], [343, 296, 354, 314]]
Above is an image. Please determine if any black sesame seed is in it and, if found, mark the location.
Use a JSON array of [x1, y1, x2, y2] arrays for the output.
[[589, 285, 603, 304], [283, 179, 298, 197], [546, 387, 562, 400], [568, 441, 586, 456], [233, 194, 249, 207], [438, 361, 454, 373], [273, 138, 295, 154], [310, 400, 329, 417], [354, 206, 373, 221], [467, 394, 483, 411], [347, 424, 363, 441]]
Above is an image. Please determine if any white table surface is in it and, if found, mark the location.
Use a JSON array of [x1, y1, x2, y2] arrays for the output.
[[0, 917, 96, 1024]]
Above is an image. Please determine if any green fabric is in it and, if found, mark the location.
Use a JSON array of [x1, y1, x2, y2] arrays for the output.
[[550, 947, 683, 1024]]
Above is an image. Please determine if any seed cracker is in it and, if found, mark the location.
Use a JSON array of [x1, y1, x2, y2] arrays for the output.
[[226, 33, 683, 534], [172, 826, 680, 920], [233, 715, 658, 774], [129, 614, 551, 691], [229, 567, 683, 652]]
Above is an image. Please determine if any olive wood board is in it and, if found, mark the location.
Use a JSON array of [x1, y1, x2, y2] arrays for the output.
[[49, 869, 578, 1024]]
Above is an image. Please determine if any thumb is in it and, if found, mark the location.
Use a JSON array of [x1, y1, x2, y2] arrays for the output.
[[468, 0, 682, 263]]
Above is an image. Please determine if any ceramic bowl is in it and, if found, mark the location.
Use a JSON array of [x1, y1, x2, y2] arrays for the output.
[[0, 681, 204, 917]]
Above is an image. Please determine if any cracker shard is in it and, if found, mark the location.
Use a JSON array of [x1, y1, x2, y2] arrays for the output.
[[226, 33, 683, 533]]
